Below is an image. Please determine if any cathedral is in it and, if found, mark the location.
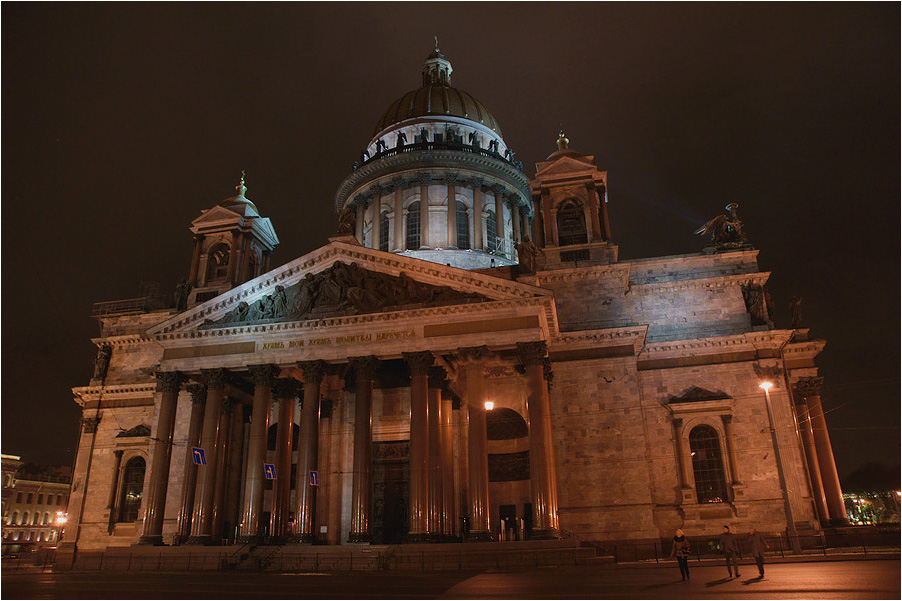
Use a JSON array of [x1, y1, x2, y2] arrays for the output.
[[66, 44, 845, 552]]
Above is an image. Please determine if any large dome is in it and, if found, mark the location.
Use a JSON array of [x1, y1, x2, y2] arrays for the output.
[[373, 84, 501, 137]]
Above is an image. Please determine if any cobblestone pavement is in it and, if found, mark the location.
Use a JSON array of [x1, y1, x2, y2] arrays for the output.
[[2, 558, 898, 599]]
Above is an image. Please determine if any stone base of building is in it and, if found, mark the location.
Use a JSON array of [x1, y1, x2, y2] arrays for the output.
[[347, 532, 372, 544], [466, 530, 495, 542], [236, 535, 263, 545], [186, 535, 216, 546], [288, 533, 317, 544], [406, 532, 429, 543], [529, 528, 561, 540], [136, 535, 166, 546]]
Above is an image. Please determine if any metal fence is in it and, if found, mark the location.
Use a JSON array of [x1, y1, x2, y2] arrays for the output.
[[611, 531, 901, 564]]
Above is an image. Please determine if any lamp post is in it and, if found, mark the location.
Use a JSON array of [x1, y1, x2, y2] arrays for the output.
[[759, 381, 801, 554]]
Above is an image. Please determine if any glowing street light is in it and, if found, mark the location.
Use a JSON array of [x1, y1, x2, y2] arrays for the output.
[[759, 381, 801, 554], [484, 401, 494, 411]]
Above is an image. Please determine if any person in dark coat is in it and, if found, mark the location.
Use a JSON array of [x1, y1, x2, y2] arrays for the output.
[[670, 529, 691, 580], [747, 527, 769, 577], [718, 525, 740, 578]]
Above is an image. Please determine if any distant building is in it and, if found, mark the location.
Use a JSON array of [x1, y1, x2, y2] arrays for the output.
[[67, 45, 846, 552], [2, 454, 71, 553]]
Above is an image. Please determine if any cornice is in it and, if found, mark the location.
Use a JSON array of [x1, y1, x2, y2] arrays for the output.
[[640, 329, 793, 359], [90, 335, 157, 350], [334, 149, 531, 212], [782, 338, 826, 358], [154, 295, 556, 343], [535, 262, 631, 286], [550, 325, 648, 353], [71, 383, 157, 405], [150, 240, 551, 336], [630, 272, 770, 296]]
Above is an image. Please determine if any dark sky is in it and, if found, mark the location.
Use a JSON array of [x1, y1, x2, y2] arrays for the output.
[[3, 4, 899, 483]]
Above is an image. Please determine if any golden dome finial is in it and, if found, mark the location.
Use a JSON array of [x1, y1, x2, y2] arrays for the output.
[[236, 170, 247, 197], [434, 36, 439, 52], [556, 128, 569, 150]]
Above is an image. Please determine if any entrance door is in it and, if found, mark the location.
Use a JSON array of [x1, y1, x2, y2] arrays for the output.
[[499, 504, 517, 541], [372, 441, 409, 544]]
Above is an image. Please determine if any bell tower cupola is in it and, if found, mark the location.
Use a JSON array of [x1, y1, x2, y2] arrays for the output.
[[528, 132, 616, 268], [184, 173, 280, 307]]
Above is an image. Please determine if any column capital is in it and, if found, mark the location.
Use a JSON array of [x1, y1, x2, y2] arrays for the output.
[[81, 415, 101, 434], [298, 360, 327, 384], [427, 366, 447, 389], [185, 384, 207, 405], [794, 376, 824, 398], [516, 341, 548, 366], [720, 414, 733, 425], [202, 368, 230, 390], [113, 449, 124, 459], [155, 371, 185, 393], [349, 356, 379, 380], [222, 395, 241, 415], [458, 345, 490, 361], [403, 351, 435, 376], [671, 417, 684, 429], [272, 377, 301, 400], [543, 357, 554, 388], [248, 364, 278, 387]]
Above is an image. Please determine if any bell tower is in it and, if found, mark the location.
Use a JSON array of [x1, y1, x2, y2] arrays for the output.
[[529, 132, 616, 267], [184, 174, 279, 307]]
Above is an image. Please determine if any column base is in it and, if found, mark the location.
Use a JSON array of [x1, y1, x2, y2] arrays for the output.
[[288, 533, 317, 544], [466, 530, 495, 542], [185, 535, 216, 546], [529, 528, 561, 540], [347, 532, 372, 544], [406, 532, 429, 543], [136, 535, 166, 546], [236, 534, 263, 545]]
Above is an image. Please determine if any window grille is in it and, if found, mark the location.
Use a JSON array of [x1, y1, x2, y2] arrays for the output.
[[689, 425, 729, 504]]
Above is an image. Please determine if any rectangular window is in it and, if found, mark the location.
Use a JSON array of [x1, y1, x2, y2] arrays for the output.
[[26, 493, 33, 504], [37, 494, 43, 505]]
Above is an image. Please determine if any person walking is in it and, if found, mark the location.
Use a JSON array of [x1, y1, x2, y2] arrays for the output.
[[719, 525, 740, 578], [747, 527, 769, 577], [670, 529, 691, 580]]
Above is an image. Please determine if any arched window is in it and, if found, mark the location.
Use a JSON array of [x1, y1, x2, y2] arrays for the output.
[[406, 203, 420, 250], [36, 532, 43, 542], [485, 210, 497, 253], [206, 243, 231, 282], [689, 425, 729, 504], [32, 513, 39, 525], [557, 200, 588, 246], [42, 512, 49, 525], [379, 212, 390, 251], [118, 457, 146, 522], [21, 512, 28, 525], [456, 201, 470, 249], [10, 512, 17, 526]]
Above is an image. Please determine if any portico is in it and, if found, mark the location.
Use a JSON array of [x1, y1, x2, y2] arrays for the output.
[[137, 238, 562, 545]]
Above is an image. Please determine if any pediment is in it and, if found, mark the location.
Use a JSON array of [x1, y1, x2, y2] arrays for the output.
[[191, 204, 244, 227], [534, 155, 598, 178], [149, 238, 551, 335], [116, 424, 151, 438], [668, 386, 731, 404]]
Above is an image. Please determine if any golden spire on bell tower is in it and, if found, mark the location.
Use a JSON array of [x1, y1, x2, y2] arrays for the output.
[[236, 170, 247, 197], [556, 128, 569, 150]]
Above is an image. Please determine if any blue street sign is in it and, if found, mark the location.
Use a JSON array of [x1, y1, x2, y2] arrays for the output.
[[263, 463, 276, 480], [191, 447, 206, 466], [309, 470, 319, 487]]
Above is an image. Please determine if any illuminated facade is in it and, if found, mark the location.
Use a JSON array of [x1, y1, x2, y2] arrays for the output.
[[2, 455, 71, 552], [66, 46, 846, 552]]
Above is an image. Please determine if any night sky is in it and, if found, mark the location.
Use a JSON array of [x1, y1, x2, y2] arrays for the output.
[[3, 5, 898, 484]]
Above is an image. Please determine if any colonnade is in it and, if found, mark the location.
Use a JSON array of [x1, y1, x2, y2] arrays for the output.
[[138, 342, 560, 546], [792, 377, 847, 523], [353, 179, 530, 255]]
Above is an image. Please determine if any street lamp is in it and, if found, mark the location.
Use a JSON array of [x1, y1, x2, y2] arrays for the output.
[[759, 381, 801, 554], [55, 511, 68, 545], [484, 401, 494, 411]]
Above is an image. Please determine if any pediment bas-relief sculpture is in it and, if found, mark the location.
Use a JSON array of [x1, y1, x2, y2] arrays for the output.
[[116, 424, 151, 438], [203, 261, 488, 328], [668, 386, 731, 404]]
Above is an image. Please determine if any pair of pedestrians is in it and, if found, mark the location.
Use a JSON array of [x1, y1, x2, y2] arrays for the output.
[[670, 525, 769, 581], [719, 525, 770, 578]]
